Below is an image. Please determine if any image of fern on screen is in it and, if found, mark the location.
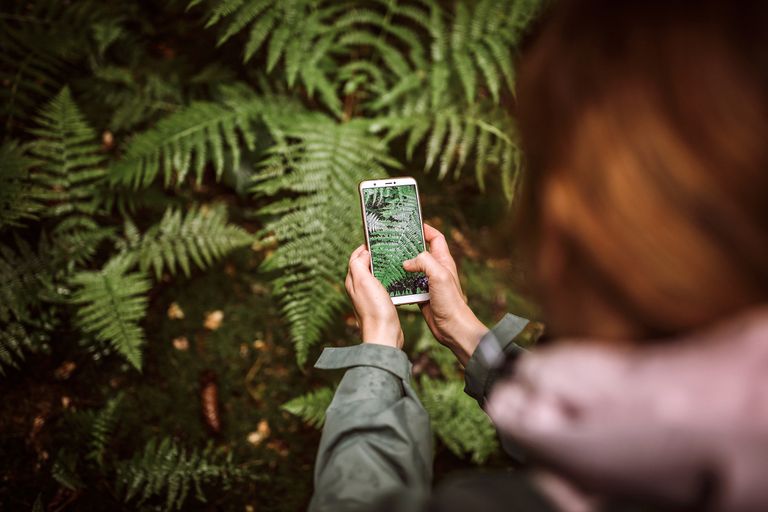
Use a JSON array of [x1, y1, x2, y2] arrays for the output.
[[363, 185, 429, 297]]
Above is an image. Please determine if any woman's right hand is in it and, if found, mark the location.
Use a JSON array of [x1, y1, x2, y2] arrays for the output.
[[403, 224, 488, 366]]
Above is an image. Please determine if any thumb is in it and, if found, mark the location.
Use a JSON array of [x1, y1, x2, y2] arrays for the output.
[[403, 251, 449, 282]]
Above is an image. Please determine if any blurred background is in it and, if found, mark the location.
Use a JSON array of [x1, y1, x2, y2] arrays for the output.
[[0, 1, 543, 510]]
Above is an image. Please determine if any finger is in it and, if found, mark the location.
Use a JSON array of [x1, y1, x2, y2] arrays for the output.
[[402, 251, 450, 283], [423, 224, 459, 278], [349, 249, 373, 279], [345, 267, 354, 295], [350, 250, 391, 297], [349, 244, 366, 265]]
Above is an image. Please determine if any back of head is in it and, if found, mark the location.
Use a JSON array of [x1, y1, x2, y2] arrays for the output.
[[516, 0, 768, 340]]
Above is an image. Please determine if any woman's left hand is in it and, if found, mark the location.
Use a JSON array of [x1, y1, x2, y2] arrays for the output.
[[345, 245, 404, 349]]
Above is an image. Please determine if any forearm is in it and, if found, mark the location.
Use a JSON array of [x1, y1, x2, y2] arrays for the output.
[[310, 344, 433, 512]]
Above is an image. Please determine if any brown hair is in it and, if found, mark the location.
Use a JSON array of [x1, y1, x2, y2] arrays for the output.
[[516, 0, 768, 340]]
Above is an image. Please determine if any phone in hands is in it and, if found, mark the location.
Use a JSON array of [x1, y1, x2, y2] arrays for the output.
[[359, 176, 430, 305]]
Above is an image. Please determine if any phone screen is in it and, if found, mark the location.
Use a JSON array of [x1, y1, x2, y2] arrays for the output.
[[363, 184, 429, 297]]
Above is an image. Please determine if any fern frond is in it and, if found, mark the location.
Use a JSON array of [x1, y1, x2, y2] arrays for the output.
[[418, 376, 499, 464], [0, 141, 44, 229], [281, 386, 334, 428], [109, 92, 296, 188], [88, 394, 124, 467], [0, 237, 47, 324], [193, 0, 347, 114], [27, 87, 106, 222], [110, 100, 256, 188], [117, 437, 244, 511], [128, 205, 254, 279], [0, 323, 34, 376], [252, 116, 398, 364], [70, 255, 151, 370], [373, 106, 522, 198], [52, 448, 84, 491], [413, 322, 457, 379]]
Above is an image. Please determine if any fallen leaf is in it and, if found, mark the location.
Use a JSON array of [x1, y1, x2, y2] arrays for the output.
[[53, 361, 76, 380], [167, 302, 185, 320], [61, 396, 71, 409], [203, 310, 224, 330], [101, 130, 114, 150], [247, 419, 271, 446], [172, 336, 189, 351], [200, 370, 221, 434], [253, 339, 266, 351]]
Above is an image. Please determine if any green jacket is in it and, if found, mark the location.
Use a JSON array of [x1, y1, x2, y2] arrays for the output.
[[309, 314, 548, 512]]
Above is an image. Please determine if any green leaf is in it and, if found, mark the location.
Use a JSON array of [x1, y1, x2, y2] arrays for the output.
[[110, 96, 267, 189], [117, 437, 244, 511], [27, 87, 105, 223], [282, 387, 334, 427], [252, 117, 398, 364], [419, 376, 499, 463], [0, 141, 44, 229], [70, 255, 151, 370], [128, 205, 254, 279]]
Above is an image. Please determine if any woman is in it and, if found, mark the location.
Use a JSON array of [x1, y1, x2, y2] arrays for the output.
[[310, 0, 768, 510]]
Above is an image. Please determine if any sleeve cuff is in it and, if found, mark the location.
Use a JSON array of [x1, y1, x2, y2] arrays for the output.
[[464, 313, 528, 404], [315, 343, 412, 382]]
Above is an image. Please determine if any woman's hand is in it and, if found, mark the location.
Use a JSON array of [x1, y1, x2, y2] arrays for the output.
[[403, 224, 487, 365], [345, 245, 404, 349]]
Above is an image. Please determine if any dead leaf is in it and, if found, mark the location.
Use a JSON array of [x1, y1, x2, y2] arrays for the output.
[[167, 302, 185, 320], [247, 419, 271, 446], [172, 336, 189, 351], [53, 361, 76, 380], [200, 371, 221, 434], [253, 339, 266, 351], [102, 130, 114, 150], [203, 310, 224, 330]]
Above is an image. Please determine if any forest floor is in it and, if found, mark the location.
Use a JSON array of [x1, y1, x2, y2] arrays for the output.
[[1, 175, 538, 511]]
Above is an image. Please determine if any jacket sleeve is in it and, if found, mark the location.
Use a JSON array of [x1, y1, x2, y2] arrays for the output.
[[463, 313, 530, 462], [309, 343, 433, 512]]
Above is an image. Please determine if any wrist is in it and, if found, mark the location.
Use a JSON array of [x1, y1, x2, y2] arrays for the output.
[[444, 306, 487, 366], [361, 322, 404, 349]]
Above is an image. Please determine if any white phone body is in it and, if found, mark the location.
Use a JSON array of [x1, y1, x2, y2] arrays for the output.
[[359, 177, 430, 305]]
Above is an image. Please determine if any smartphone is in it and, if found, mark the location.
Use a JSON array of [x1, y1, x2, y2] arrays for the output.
[[359, 176, 430, 305]]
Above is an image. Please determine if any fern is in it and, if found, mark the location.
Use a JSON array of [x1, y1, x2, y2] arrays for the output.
[[126, 205, 254, 279], [0, 237, 47, 324], [190, 0, 347, 115], [52, 448, 85, 491], [252, 116, 398, 364], [283, 375, 500, 464], [418, 376, 499, 464], [70, 255, 151, 370], [0, 323, 34, 376], [87, 394, 124, 467], [0, 141, 44, 229], [117, 437, 244, 511], [281, 386, 334, 427], [27, 87, 106, 225], [109, 91, 278, 188]]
